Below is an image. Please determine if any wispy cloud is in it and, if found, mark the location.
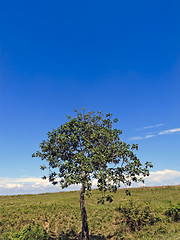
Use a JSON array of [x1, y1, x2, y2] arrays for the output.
[[129, 127, 180, 140], [158, 128, 180, 135], [136, 123, 164, 131], [129, 134, 155, 140]]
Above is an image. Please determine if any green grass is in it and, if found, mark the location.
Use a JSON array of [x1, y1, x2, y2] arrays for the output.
[[0, 185, 180, 239]]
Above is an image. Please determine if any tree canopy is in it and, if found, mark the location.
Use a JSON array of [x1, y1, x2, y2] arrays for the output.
[[33, 109, 152, 201]]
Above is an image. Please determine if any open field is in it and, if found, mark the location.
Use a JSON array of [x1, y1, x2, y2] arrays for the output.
[[0, 185, 180, 239]]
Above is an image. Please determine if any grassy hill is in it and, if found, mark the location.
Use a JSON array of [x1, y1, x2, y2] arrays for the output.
[[0, 185, 180, 239]]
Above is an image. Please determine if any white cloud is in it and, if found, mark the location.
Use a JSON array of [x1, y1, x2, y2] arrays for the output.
[[90, 170, 180, 188], [129, 134, 155, 140], [141, 169, 180, 186], [1, 170, 179, 195], [0, 177, 58, 195], [92, 179, 98, 186], [0, 177, 82, 195], [158, 128, 180, 135], [6, 183, 23, 189], [136, 124, 164, 131], [129, 127, 180, 140]]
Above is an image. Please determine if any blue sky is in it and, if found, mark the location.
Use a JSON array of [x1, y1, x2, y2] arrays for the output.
[[0, 0, 180, 195]]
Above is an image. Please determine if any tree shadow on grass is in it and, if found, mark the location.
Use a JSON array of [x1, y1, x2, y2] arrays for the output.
[[50, 230, 107, 240], [89, 234, 106, 240], [57, 235, 106, 240]]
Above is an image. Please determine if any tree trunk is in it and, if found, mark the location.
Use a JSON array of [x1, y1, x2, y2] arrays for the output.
[[80, 184, 89, 240]]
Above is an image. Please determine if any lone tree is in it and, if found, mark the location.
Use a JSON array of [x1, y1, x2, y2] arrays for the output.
[[33, 109, 153, 240]]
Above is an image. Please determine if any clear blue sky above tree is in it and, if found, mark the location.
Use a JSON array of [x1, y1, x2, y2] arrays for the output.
[[0, 1, 180, 186]]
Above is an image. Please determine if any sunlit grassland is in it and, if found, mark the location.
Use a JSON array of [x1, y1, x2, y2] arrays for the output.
[[0, 185, 180, 239]]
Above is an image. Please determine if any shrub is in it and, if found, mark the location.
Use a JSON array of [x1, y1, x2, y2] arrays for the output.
[[115, 200, 160, 232], [165, 203, 180, 222]]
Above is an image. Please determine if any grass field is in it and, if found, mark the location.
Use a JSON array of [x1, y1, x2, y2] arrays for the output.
[[0, 185, 180, 239]]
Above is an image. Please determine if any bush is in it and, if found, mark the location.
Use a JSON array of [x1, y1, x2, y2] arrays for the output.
[[165, 203, 180, 222], [58, 229, 78, 240], [4, 224, 49, 240], [115, 200, 160, 232]]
